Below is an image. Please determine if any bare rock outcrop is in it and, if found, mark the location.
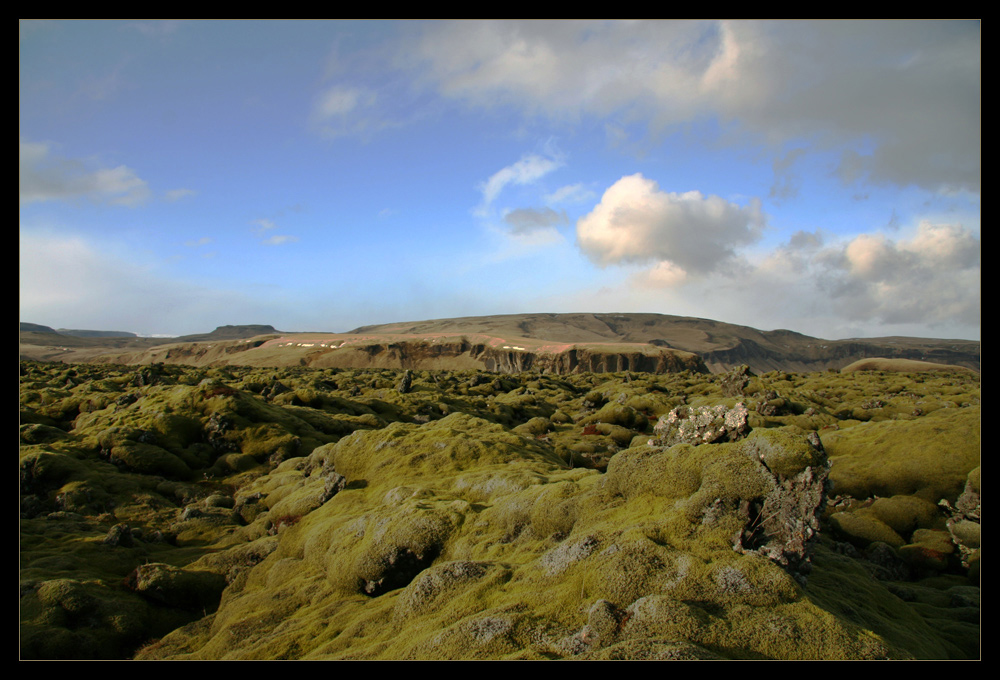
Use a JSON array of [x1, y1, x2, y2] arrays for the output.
[[649, 402, 751, 447]]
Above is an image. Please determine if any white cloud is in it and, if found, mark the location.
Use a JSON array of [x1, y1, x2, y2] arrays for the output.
[[551, 220, 979, 340], [478, 153, 562, 214], [251, 218, 297, 246], [411, 20, 980, 194], [576, 173, 765, 274], [315, 86, 369, 118], [310, 85, 388, 139], [251, 218, 277, 235], [632, 260, 688, 289], [769, 148, 807, 201], [19, 139, 152, 206], [815, 221, 980, 327], [482, 221, 567, 263], [545, 183, 594, 204], [262, 234, 300, 246]]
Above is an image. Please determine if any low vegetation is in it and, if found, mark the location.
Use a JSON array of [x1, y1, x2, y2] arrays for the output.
[[20, 360, 980, 659]]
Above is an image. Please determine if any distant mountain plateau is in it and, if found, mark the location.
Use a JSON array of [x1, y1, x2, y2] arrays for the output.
[[19, 314, 979, 375]]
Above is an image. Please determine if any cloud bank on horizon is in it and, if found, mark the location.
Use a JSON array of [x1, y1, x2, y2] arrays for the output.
[[19, 20, 980, 340]]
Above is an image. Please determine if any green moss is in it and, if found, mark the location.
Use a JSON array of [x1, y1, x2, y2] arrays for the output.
[[109, 441, 194, 479], [20, 362, 980, 660], [822, 406, 980, 501], [869, 495, 942, 535], [828, 510, 906, 548], [739, 428, 825, 479]]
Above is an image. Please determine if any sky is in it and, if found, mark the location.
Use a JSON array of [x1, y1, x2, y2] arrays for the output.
[[19, 20, 981, 340]]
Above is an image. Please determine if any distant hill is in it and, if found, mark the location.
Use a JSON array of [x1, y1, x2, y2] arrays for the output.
[[19, 314, 979, 375], [174, 325, 281, 342], [19, 322, 60, 334], [350, 313, 981, 374]]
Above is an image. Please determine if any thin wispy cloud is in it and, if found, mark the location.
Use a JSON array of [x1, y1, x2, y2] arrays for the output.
[[262, 234, 300, 246], [477, 153, 562, 215], [544, 183, 593, 204], [251, 219, 298, 246], [251, 219, 277, 236]]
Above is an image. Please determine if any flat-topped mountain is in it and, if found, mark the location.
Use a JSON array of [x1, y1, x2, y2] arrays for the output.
[[19, 313, 979, 375], [350, 313, 981, 374], [173, 325, 281, 343]]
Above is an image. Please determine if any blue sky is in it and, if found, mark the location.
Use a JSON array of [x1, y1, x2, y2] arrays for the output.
[[20, 20, 980, 340]]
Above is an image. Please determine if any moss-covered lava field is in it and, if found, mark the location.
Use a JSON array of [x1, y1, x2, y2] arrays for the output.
[[20, 360, 980, 659]]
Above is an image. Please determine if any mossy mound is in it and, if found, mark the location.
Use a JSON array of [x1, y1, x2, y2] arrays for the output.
[[841, 358, 975, 373], [822, 406, 980, 501], [20, 361, 980, 659], [137, 420, 909, 660]]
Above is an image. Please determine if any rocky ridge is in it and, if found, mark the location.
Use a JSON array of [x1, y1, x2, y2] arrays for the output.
[[19, 313, 980, 376]]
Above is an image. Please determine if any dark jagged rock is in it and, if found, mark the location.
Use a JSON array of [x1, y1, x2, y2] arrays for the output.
[[361, 546, 439, 597], [755, 389, 791, 416], [318, 471, 347, 504], [125, 563, 226, 611], [720, 364, 753, 397], [103, 523, 136, 547], [396, 369, 413, 394]]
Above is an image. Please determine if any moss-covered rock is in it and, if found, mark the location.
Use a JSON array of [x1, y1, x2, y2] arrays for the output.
[[822, 406, 980, 501], [19, 361, 981, 660]]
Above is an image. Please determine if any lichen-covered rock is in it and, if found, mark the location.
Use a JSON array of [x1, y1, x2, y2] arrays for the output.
[[649, 402, 751, 447]]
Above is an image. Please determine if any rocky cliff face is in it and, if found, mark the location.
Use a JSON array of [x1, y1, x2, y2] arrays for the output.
[[475, 345, 706, 374], [19, 312, 980, 374], [316, 340, 708, 375]]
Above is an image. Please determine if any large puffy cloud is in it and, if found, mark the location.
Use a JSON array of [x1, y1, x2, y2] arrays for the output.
[[549, 222, 981, 339], [602, 220, 979, 339], [576, 173, 764, 275], [815, 222, 980, 327], [410, 20, 980, 194], [19, 139, 151, 206]]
